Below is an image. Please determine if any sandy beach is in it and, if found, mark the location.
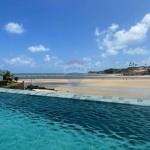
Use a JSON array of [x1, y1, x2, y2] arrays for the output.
[[20, 75, 150, 99]]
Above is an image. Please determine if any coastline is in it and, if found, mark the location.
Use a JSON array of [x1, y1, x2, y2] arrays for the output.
[[19, 75, 150, 99]]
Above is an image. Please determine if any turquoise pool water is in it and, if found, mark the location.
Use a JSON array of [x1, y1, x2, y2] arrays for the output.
[[0, 92, 150, 150]]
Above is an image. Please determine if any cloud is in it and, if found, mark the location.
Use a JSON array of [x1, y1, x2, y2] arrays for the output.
[[109, 23, 119, 31], [95, 61, 101, 66], [102, 49, 118, 57], [54, 60, 63, 66], [52, 56, 57, 59], [83, 57, 91, 61], [95, 13, 150, 57], [95, 28, 101, 36], [4, 22, 25, 34], [28, 45, 49, 52], [4, 56, 35, 67], [95, 61, 105, 67], [124, 47, 149, 55], [44, 55, 50, 61]]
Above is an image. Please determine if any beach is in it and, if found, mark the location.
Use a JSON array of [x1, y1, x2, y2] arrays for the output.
[[20, 75, 150, 99]]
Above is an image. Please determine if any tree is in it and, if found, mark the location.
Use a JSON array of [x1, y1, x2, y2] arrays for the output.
[[14, 76, 19, 82], [3, 70, 11, 80], [2, 70, 19, 83]]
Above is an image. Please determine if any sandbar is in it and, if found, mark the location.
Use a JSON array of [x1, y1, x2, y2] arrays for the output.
[[20, 76, 150, 99]]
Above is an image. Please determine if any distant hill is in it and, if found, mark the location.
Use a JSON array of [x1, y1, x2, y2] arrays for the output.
[[88, 66, 150, 76]]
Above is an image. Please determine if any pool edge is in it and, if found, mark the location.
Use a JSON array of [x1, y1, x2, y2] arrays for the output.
[[0, 88, 150, 106]]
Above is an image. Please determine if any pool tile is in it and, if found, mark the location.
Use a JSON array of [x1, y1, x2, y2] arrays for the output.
[[112, 100, 119, 103], [0, 88, 150, 106], [124, 101, 131, 104], [96, 97, 102, 101], [119, 97, 124, 101], [107, 96, 113, 99], [80, 95, 87, 100], [90, 96, 98, 101], [62, 93, 74, 99], [71, 94, 79, 99], [137, 98, 143, 102], [102, 96, 107, 99], [143, 100, 150, 106]]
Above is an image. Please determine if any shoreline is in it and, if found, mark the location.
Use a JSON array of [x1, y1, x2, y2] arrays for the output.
[[18, 74, 150, 79], [19, 76, 150, 99]]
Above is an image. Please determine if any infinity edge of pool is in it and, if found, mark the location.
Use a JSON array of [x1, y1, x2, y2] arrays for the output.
[[0, 88, 150, 106]]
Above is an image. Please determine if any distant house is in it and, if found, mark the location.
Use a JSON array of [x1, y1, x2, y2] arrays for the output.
[[0, 70, 3, 81]]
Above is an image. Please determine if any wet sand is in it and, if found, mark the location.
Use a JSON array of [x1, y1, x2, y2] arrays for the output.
[[20, 76, 150, 99]]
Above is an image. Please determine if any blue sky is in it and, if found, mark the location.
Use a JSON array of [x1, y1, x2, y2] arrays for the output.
[[0, 0, 150, 73]]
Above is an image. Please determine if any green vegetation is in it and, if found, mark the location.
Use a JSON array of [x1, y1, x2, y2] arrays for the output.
[[14, 76, 19, 82], [2, 70, 19, 84], [2, 82, 20, 88], [88, 65, 150, 76]]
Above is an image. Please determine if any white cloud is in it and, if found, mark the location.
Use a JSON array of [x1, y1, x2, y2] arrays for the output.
[[101, 49, 118, 57], [109, 23, 119, 31], [95, 61, 101, 66], [4, 56, 35, 67], [95, 13, 150, 57], [114, 23, 148, 44], [101, 53, 107, 58], [54, 60, 63, 66], [4, 22, 25, 34], [95, 28, 101, 36], [28, 45, 49, 52], [95, 61, 103, 67], [83, 57, 91, 61], [44, 55, 50, 61], [142, 14, 150, 26], [124, 48, 149, 55], [52, 56, 57, 59]]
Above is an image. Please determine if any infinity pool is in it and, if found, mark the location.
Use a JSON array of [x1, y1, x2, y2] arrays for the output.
[[0, 92, 150, 149]]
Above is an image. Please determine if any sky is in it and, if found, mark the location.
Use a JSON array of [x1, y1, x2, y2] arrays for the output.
[[0, 0, 150, 73]]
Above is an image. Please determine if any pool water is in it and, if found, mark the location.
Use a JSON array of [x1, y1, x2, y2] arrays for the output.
[[0, 93, 150, 150]]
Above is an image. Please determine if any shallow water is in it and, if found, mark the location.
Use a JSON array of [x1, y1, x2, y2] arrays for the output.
[[0, 92, 150, 149]]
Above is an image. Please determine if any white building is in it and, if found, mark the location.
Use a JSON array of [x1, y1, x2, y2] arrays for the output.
[[0, 70, 3, 81]]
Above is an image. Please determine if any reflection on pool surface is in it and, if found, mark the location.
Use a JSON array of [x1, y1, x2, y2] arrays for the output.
[[0, 92, 150, 150]]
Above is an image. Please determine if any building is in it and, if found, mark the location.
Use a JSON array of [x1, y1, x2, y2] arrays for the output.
[[0, 70, 3, 81]]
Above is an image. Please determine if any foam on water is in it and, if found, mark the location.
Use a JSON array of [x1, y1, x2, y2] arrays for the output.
[[0, 92, 150, 149]]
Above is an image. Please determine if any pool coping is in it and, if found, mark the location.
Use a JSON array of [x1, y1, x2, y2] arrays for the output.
[[0, 88, 150, 106]]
